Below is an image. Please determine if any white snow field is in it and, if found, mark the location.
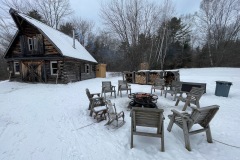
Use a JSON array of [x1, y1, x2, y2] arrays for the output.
[[0, 67, 240, 160]]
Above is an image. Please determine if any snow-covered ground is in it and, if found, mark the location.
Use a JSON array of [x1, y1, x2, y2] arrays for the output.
[[0, 68, 239, 160]]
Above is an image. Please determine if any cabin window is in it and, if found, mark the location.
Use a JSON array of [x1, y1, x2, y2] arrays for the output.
[[85, 64, 90, 73], [28, 37, 38, 51], [28, 38, 33, 51], [50, 61, 58, 75], [14, 62, 20, 74]]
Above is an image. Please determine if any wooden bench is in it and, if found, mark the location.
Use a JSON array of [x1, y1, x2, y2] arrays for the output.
[[181, 81, 207, 93]]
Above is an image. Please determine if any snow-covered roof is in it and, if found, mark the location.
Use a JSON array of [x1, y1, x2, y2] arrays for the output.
[[138, 70, 179, 72], [149, 70, 164, 72], [137, 70, 150, 72], [164, 70, 179, 72], [18, 13, 97, 63]]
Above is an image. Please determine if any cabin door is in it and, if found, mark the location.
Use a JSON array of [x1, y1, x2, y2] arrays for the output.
[[21, 61, 44, 82]]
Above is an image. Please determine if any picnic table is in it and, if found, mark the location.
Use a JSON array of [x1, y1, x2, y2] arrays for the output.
[[128, 92, 158, 108]]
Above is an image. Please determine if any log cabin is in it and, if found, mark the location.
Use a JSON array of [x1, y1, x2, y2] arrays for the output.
[[4, 8, 98, 84]]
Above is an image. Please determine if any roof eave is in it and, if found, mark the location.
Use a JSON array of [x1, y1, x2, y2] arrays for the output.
[[64, 56, 98, 63]]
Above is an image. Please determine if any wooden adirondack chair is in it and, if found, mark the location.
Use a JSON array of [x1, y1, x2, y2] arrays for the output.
[[101, 81, 116, 99], [86, 88, 101, 110], [105, 100, 125, 128], [167, 105, 220, 151], [90, 97, 108, 122], [117, 80, 131, 97], [131, 107, 165, 151], [151, 78, 165, 96], [175, 86, 205, 111], [164, 81, 182, 101]]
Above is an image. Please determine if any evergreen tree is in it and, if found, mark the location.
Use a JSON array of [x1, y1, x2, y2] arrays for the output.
[[59, 22, 74, 37], [27, 10, 45, 23]]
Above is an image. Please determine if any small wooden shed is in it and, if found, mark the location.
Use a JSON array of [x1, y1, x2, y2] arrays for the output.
[[96, 64, 106, 78]]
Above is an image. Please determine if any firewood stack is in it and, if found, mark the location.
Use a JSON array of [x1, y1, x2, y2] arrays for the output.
[[164, 75, 174, 86], [148, 73, 159, 84], [135, 72, 147, 84]]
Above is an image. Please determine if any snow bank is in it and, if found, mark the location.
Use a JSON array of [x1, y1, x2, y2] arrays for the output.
[[0, 68, 239, 160]]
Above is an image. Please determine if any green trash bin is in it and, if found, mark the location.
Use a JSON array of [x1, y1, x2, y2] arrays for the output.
[[215, 81, 232, 97]]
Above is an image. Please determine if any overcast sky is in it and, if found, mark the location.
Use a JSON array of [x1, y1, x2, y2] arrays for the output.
[[70, 0, 202, 28]]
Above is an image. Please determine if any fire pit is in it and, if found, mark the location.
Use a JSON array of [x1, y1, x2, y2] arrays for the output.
[[128, 92, 158, 108]]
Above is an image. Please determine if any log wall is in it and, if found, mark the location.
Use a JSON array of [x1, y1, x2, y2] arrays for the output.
[[60, 60, 96, 83], [44, 37, 59, 55]]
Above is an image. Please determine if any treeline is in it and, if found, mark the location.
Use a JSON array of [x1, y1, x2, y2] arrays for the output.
[[0, 0, 239, 79], [0, 48, 8, 80]]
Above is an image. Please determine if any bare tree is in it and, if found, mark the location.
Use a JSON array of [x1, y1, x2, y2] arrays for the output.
[[153, 0, 175, 70], [33, 0, 73, 29], [0, 48, 8, 80], [70, 17, 95, 47], [0, 0, 73, 50], [100, 0, 160, 70], [196, 0, 240, 66], [101, 0, 161, 45], [0, 17, 16, 50], [93, 31, 124, 71], [0, 0, 32, 19], [0, 0, 73, 29], [181, 14, 199, 50]]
